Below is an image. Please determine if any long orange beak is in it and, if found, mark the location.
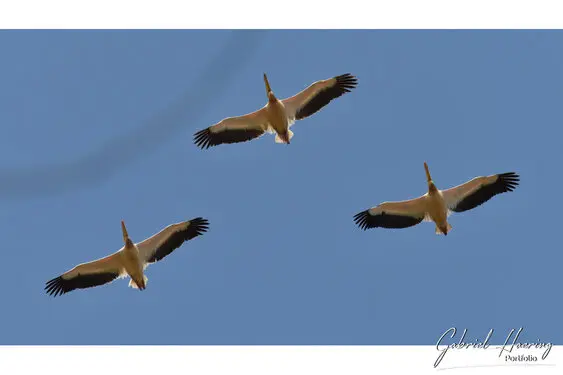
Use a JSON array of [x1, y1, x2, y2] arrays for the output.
[[121, 220, 129, 243], [263, 73, 272, 94], [424, 162, 432, 182]]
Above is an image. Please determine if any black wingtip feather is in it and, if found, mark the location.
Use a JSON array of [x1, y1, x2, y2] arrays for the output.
[[335, 73, 359, 88], [353, 210, 371, 231], [186, 217, 210, 239], [498, 172, 520, 192], [194, 128, 213, 149], [45, 276, 65, 297]]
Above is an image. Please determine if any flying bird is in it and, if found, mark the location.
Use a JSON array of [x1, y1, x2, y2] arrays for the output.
[[194, 73, 358, 148], [353, 163, 519, 235], [45, 218, 209, 297]]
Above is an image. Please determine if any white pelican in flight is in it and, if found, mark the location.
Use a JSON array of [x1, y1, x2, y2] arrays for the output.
[[353, 163, 519, 235], [194, 73, 358, 148], [45, 218, 209, 297]]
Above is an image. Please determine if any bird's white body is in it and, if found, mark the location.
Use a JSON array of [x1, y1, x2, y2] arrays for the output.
[[265, 94, 295, 144], [121, 243, 146, 289], [423, 189, 451, 235]]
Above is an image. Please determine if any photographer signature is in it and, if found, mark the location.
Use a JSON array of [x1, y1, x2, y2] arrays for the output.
[[434, 327, 552, 368]]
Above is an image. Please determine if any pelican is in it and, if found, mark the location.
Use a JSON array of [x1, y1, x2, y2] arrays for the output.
[[45, 217, 209, 297], [194, 73, 358, 148], [353, 163, 519, 235]]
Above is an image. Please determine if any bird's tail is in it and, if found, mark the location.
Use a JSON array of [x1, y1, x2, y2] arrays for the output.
[[275, 130, 294, 144], [435, 222, 453, 235], [129, 275, 148, 290]]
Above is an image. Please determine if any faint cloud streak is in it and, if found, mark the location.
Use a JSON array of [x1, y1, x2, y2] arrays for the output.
[[0, 30, 267, 200]]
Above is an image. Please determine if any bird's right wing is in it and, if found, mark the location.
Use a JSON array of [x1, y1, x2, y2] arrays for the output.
[[45, 251, 126, 297], [136, 218, 209, 266], [281, 73, 358, 121], [353, 195, 428, 230], [194, 107, 270, 149], [441, 172, 520, 213]]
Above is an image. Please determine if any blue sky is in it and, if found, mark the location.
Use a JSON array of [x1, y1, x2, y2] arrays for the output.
[[0, 30, 560, 345]]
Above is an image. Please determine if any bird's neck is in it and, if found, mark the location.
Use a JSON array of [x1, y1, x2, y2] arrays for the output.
[[268, 92, 278, 103], [428, 182, 439, 195], [124, 240, 138, 254]]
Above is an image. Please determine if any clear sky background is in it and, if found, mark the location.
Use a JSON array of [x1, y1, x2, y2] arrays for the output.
[[0, 30, 560, 345]]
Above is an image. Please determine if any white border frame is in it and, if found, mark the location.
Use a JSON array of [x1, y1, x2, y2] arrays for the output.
[[0, 1, 561, 374], [0, 346, 560, 374], [1, 0, 563, 29]]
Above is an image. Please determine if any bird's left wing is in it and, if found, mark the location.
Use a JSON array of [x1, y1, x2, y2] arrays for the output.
[[45, 251, 126, 297], [137, 218, 209, 265], [281, 73, 358, 121], [194, 108, 270, 149], [441, 172, 520, 213], [353, 195, 428, 230]]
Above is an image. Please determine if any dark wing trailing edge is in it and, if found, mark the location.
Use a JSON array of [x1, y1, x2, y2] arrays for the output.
[[295, 73, 358, 120], [194, 128, 265, 149], [146, 217, 209, 264], [45, 272, 121, 297], [450, 172, 520, 213], [353, 209, 424, 230]]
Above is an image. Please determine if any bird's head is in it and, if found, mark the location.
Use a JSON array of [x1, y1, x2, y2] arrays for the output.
[[424, 162, 437, 192], [263, 73, 276, 102], [121, 220, 134, 247]]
